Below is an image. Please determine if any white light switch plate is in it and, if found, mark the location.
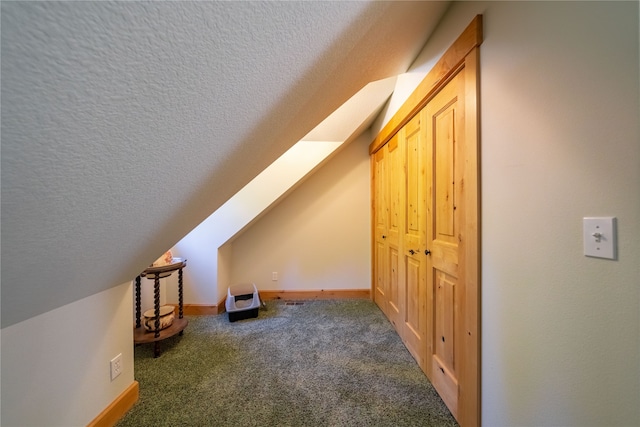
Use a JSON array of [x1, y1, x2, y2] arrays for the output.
[[583, 217, 616, 260]]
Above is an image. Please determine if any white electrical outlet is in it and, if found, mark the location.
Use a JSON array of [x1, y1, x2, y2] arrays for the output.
[[272, 272, 278, 281], [110, 353, 123, 381]]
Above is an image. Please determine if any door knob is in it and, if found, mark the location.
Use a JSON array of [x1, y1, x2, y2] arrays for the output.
[[425, 249, 431, 255], [409, 249, 418, 255]]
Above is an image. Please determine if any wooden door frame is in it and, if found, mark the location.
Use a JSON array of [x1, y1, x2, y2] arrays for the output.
[[370, 15, 482, 427]]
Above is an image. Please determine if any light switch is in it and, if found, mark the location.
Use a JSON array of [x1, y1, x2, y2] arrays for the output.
[[583, 217, 617, 260]]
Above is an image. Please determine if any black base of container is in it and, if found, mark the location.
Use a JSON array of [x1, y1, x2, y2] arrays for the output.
[[228, 307, 259, 322]]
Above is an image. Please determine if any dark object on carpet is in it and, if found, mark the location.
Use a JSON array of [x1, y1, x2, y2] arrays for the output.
[[226, 283, 261, 322], [228, 307, 259, 322], [116, 299, 458, 427]]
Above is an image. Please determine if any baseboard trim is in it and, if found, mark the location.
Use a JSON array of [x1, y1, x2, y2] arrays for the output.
[[174, 290, 371, 316], [87, 381, 139, 427], [169, 300, 226, 315], [260, 289, 371, 300], [178, 304, 220, 316]]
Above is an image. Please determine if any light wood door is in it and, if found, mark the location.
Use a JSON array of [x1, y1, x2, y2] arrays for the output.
[[386, 134, 403, 329], [370, 16, 481, 427], [425, 69, 466, 419], [373, 147, 389, 317], [400, 113, 427, 369], [373, 135, 403, 327]]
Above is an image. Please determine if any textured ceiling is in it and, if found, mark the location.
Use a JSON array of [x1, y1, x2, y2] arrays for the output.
[[1, 1, 450, 327]]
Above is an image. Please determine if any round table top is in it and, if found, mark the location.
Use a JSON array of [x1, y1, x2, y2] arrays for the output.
[[141, 258, 187, 278]]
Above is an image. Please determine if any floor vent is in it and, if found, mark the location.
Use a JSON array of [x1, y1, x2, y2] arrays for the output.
[[285, 301, 304, 306]]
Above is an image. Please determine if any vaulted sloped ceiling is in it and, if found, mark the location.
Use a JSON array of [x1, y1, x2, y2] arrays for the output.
[[1, 1, 450, 327]]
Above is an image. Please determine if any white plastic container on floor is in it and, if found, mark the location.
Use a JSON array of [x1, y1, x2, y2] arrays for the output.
[[226, 283, 260, 322]]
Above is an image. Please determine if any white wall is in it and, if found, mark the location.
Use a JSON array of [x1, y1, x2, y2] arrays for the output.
[[1, 281, 135, 426], [229, 132, 371, 292], [374, 2, 639, 426], [172, 140, 345, 305]]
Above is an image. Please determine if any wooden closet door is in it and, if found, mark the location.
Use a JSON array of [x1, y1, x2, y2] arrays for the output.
[[400, 113, 427, 369], [373, 135, 402, 327], [425, 69, 466, 419], [386, 134, 403, 329], [370, 16, 481, 426], [373, 147, 389, 317]]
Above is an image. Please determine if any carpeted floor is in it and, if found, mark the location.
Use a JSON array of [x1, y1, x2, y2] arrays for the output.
[[116, 299, 458, 427]]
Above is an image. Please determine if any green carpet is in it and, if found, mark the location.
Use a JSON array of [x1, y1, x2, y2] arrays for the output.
[[116, 299, 458, 427]]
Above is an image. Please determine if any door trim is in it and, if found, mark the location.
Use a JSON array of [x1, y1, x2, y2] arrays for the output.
[[369, 15, 483, 155]]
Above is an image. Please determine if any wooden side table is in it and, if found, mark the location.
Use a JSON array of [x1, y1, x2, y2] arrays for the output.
[[133, 258, 188, 357]]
